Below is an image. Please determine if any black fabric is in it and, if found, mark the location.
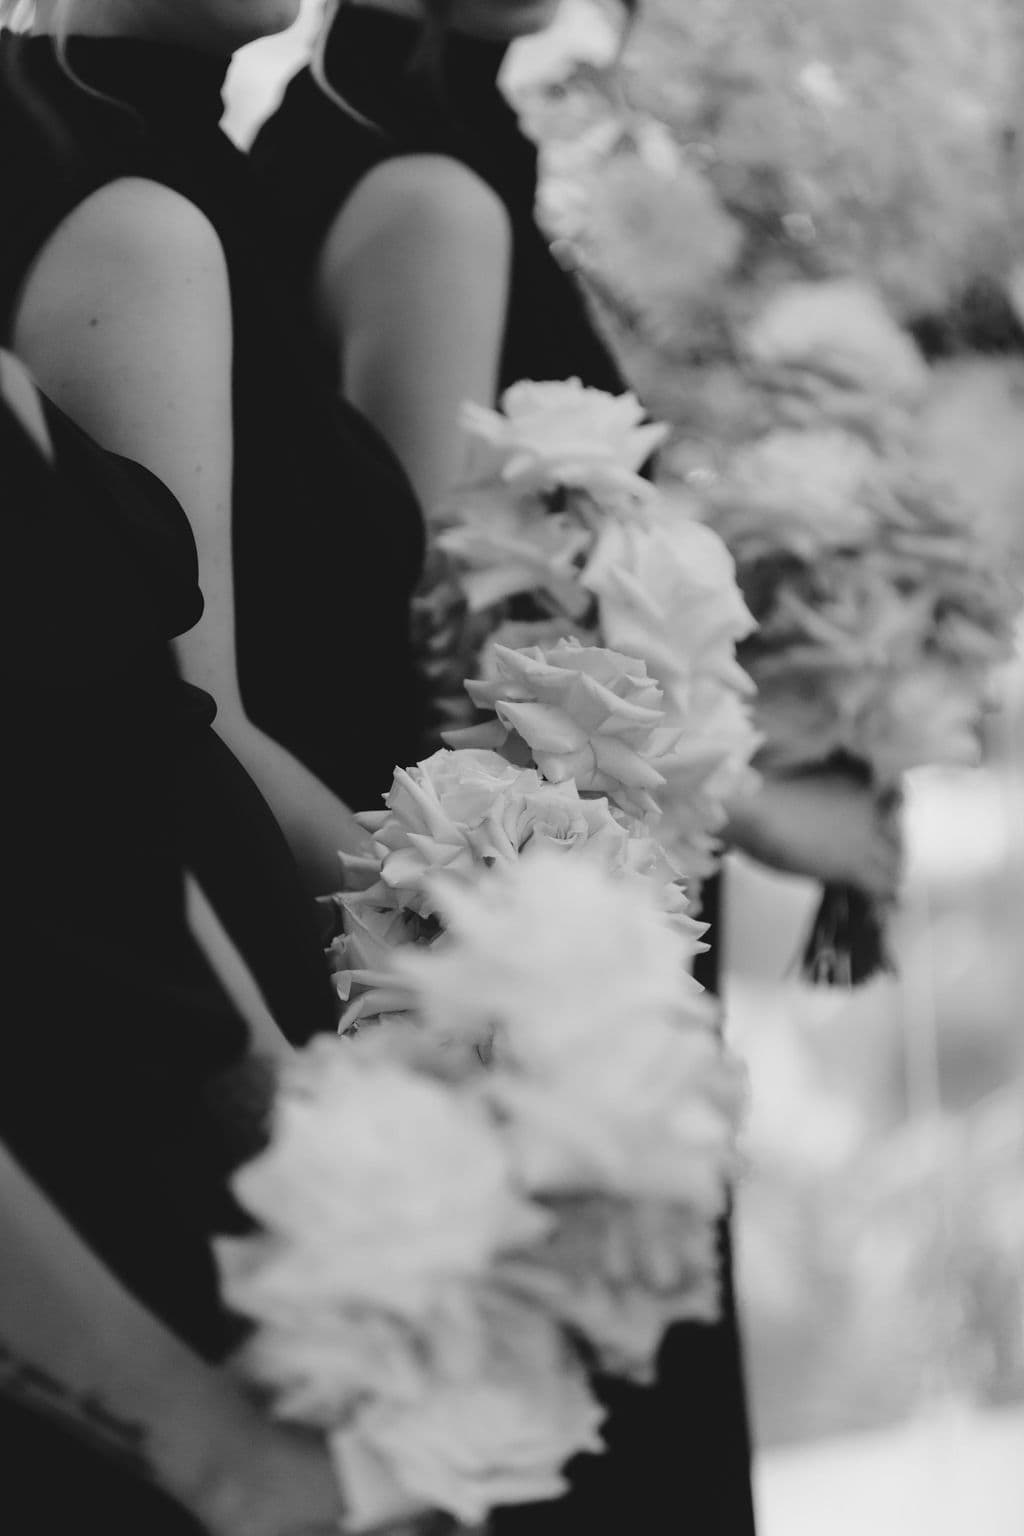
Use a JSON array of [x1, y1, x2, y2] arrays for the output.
[[0, 30, 426, 815], [251, 5, 625, 395], [257, 10, 753, 1530], [0, 397, 334, 1532]]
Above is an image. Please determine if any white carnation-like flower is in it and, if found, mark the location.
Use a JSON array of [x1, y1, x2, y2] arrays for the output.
[[399, 850, 705, 1061], [220, 1039, 543, 1322], [331, 1288, 604, 1528], [393, 853, 743, 1383], [504, 1196, 724, 1382]]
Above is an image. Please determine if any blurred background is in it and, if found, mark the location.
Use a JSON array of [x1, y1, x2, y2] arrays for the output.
[[226, 3, 1024, 1529]]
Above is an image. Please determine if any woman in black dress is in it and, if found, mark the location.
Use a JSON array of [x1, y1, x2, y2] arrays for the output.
[[251, 4, 904, 1530], [0, 0, 426, 904], [0, 353, 345, 1534]]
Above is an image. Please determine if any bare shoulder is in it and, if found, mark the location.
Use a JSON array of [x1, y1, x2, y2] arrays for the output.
[[15, 176, 228, 335], [323, 152, 511, 264], [12, 177, 234, 491]]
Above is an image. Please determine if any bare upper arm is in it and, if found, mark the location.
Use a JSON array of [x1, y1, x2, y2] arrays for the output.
[[12, 176, 234, 517], [12, 177, 241, 707], [316, 153, 510, 328], [314, 154, 511, 509]]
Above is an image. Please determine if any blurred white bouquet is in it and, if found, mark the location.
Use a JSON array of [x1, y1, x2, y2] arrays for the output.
[[220, 852, 742, 1527], [703, 408, 1023, 980], [430, 378, 760, 884], [399, 852, 744, 1379]]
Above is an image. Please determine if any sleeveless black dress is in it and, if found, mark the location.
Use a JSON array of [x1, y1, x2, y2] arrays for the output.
[[0, 31, 425, 817], [0, 393, 336, 1533], [253, 12, 754, 1533]]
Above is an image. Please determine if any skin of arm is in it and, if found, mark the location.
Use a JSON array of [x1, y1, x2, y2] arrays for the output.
[[722, 769, 903, 900], [0, 349, 53, 459], [184, 873, 296, 1069], [13, 177, 368, 894], [315, 154, 511, 514], [0, 1141, 344, 1536]]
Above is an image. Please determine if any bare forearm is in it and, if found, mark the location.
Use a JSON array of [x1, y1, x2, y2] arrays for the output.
[[214, 711, 368, 896], [0, 1144, 259, 1518]]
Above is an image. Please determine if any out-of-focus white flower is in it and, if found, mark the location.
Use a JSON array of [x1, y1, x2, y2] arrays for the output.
[[395, 852, 744, 1381], [855, 662, 986, 779], [462, 379, 668, 509], [450, 638, 683, 820], [485, 1019, 742, 1201], [505, 1196, 723, 1381], [744, 280, 929, 407], [582, 154, 743, 323], [502, 0, 619, 96], [709, 429, 886, 563], [220, 1039, 542, 1324], [399, 850, 707, 1068], [703, 428, 1023, 791], [331, 1287, 604, 1527]]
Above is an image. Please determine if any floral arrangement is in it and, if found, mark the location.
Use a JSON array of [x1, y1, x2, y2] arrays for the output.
[[696, 284, 1024, 979], [502, 0, 1024, 987], [514, 0, 1024, 334], [425, 378, 760, 884], [219, 851, 742, 1528], [329, 644, 704, 1032], [229, 421, 750, 1516]]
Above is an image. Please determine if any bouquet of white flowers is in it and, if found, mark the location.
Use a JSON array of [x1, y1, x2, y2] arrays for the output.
[[428, 378, 760, 884], [704, 422, 1023, 982], [398, 852, 744, 1381], [328, 639, 705, 1031], [219, 852, 742, 1528]]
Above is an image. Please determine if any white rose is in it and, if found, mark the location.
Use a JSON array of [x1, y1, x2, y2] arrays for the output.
[[436, 487, 592, 618], [584, 501, 756, 691], [451, 637, 684, 821], [462, 378, 668, 509]]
